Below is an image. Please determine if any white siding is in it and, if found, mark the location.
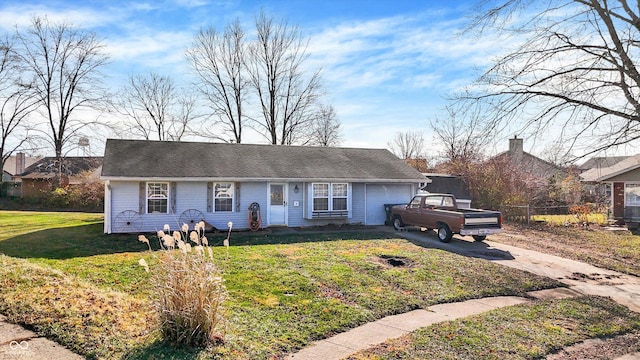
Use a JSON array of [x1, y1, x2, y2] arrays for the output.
[[365, 184, 415, 225], [110, 181, 140, 219], [176, 182, 207, 213]]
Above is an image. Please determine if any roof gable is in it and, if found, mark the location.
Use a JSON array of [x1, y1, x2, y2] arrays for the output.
[[580, 154, 640, 182], [101, 139, 426, 182]]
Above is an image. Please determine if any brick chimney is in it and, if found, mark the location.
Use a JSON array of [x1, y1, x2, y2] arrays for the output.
[[15, 152, 25, 175], [509, 136, 524, 156]]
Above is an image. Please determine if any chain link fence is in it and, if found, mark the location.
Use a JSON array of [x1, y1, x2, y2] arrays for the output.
[[500, 204, 607, 224]]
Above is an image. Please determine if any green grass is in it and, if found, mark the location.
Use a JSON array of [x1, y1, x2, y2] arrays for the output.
[[0, 211, 637, 359], [0, 211, 104, 239], [346, 296, 640, 360]]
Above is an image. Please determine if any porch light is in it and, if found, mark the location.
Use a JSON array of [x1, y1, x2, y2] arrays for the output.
[[294, 184, 299, 193]]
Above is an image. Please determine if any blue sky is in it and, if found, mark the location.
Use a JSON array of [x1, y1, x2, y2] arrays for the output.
[[0, 0, 516, 157]]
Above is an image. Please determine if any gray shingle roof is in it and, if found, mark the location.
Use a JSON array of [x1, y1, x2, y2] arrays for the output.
[[580, 154, 640, 182], [577, 156, 630, 171], [101, 139, 425, 182], [20, 157, 103, 179]]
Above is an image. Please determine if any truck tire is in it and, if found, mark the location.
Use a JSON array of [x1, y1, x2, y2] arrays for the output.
[[437, 224, 452, 243], [472, 235, 486, 242], [393, 216, 404, 230]]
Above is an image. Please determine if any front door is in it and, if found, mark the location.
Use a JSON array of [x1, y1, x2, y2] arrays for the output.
[[613, 182, 624, 219], [269, 183, 287, 226]]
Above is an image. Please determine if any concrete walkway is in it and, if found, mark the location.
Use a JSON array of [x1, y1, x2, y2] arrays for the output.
[[403, 229, 640, 313], [0, 314, 83, 360], [287, 229, 640, 360], [287, 288, 580, 360]]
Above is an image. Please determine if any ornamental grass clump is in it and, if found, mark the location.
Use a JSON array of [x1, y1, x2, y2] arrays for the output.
[[154, 249, 227, 347], [140, 222, 229, 348]]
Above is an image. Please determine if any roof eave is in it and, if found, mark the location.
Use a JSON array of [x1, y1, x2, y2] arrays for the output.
[[591, 163, 640, 182], [100, 176, 425, 183]]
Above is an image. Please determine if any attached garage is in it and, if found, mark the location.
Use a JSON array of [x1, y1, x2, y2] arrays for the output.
[[365, 183, 416, 225]]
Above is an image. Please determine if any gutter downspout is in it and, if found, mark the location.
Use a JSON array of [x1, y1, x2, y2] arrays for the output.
[[104, 180, 111, 234]]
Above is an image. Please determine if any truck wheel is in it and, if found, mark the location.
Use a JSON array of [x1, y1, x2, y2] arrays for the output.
[[437, 225, 452, 243], [393, 216, 404, 230], [472, 235, 486, 242]]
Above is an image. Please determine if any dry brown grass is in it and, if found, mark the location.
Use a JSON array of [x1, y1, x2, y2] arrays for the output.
[[492, 223, 640, 276], [0, 255, 154, 358]]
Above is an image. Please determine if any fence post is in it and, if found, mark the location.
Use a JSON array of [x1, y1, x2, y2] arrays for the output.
[[527, 204, 530, 225]]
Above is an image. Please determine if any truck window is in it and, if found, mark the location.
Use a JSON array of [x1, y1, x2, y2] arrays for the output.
[[442, 197, 454, 207], [424, 196, 442, 207], [408, 197, 422, 209]]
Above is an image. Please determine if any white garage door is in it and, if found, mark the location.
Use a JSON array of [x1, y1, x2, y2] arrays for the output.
[[365, 184, 414, 225]]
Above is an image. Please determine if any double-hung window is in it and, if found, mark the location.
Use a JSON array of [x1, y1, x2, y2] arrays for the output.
[[214, 182, 234, 212], [147, 182, 169, 213], [332, 183, 348, 211], [625, 183, 640, 206], [313, 183, 330, 211], [312, 183, 348, 212]]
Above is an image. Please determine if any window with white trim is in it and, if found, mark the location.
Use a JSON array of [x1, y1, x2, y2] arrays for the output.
[[625, 183, 640, 206], [313, 182, 348, 212], [214, 182, 234, 212], [313, 183, 329, 211], [147, 182, 169, 213], [332, 183, 348, 211]]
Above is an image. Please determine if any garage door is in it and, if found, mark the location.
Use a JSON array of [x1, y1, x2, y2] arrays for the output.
[[365, 184, 414, 225]]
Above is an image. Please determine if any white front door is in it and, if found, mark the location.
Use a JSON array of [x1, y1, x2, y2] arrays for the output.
[[269, 183, 287, 225]]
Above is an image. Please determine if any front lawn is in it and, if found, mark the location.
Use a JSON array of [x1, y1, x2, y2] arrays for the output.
[[1, 211, 635, 359]]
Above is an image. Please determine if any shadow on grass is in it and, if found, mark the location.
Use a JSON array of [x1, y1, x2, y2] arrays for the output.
[[400, 228, 516, 261], [0, 223, 149, 259], [0, 223, 398, 260], [124, 340, 204, 360], [226, 226, 397, 246]]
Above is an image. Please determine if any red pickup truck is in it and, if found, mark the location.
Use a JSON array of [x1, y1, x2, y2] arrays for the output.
[[390, 193, 502, 242]]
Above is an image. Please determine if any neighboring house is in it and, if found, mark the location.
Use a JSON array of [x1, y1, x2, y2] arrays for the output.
[[580, 154, 640, 225], [577, 155, 630, 204], [2, 153, 40, 182], [421, 173, 472, 208], [18, 157, 103, 197], [100, 139, 426, 234], [494, 136, 567, 182]]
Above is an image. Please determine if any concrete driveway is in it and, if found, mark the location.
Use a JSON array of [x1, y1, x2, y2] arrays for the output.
[[397, 228, 640, 313]]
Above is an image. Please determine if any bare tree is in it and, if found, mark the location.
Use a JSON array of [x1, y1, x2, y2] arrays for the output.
[[458, 0, 640, 156], [14, 17, 108, 186], [430, 106, 490, 164], [187, 20, 247, 143], [387, 131, 425, 160], [0, 34, 37, 184], [117, 73, 197, 141], [247, 12, 323, 145], [309, 104, 342, 147]]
